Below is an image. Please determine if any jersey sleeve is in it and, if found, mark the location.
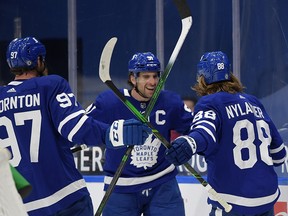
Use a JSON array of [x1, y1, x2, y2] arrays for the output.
[[188, 98, 221, 155], [250, 95, 287, 166], [85, 90, 115, 124], [164, 91, 193, 135], [46, 75, 108, 146]]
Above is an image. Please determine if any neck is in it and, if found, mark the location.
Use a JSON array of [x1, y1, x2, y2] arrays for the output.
[[15, 71, 38, 80], [131, 88, 150, 102]]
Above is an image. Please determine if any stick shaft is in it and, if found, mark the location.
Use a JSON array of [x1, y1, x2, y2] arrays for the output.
[[144, 15, 192, 117], [71, 144, 87, 153], [95, 147, 133, 216]]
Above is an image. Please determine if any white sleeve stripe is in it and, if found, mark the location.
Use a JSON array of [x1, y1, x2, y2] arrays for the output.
[[192, 120, 216, 130], [194, 125, 216, 142], [58, 110, 85, 134], [67, 115, 88, 142], [270, 143, 285, 154], [273, 157, 286, 164], [85, 104, 96, 115]]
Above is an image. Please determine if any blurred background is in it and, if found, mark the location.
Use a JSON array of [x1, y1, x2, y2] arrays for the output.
[[0, 0, 287, 178], [1, 0, 288, 129], [1, 1, 287, 213]]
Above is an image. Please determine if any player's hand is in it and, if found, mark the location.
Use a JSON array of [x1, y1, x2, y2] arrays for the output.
[[165, 136, 197, 166], [106, 119, 152, 149]]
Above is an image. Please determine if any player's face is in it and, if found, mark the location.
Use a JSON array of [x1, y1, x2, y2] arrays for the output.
[[135, 72, 159, 98]]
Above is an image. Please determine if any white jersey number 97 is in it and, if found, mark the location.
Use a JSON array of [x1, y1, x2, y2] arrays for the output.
[[0, 110, 41, 166]]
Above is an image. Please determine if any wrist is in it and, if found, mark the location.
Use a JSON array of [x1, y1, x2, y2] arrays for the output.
[[180, 135, 197, 154]]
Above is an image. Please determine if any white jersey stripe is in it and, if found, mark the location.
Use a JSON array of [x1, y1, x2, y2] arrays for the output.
[[104, 164, 175, 186], [273, 157, 286, 164], [25, 179, 86, 212], [192, 120, 216, 130], [209, 188, 279, 207], [58, 110, 85, 134], [270, 143, 285, 154], [8, 81, 23, 86], [68, 115, 88, 142], [194, 125, 216, 142]]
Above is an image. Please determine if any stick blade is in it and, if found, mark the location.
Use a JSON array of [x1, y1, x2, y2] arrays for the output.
[[99, 37, 118, 82]]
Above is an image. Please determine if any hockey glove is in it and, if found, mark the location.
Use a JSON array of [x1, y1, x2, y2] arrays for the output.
[[106, 119, 152, 149], [165, 136, 197, 166]]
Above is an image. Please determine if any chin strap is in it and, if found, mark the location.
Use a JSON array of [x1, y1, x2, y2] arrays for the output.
[[134, 85, 150, 99]]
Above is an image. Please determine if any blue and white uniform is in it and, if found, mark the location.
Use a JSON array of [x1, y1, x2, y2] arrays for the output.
[[87, 89, 193, 193], [189, 92, 286, 215], [0, 75, 108, 216]]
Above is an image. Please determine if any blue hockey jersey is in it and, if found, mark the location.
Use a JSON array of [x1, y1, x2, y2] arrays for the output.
[[189, 92, 287, 214], [0, 75, 109, 216], [86, 89, 193, 192]]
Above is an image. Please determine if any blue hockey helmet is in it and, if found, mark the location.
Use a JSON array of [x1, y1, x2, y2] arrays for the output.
[[6, 37, 46, 70], [128, 52, 161, 74], [197, 51, 230, 84]]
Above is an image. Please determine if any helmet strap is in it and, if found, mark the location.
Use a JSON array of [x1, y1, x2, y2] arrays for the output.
[[133, 79, 149, 99], [134, 86, 149, 99]]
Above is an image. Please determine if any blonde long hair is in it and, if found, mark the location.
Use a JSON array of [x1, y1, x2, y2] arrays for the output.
[[192, 73, 244, 96]]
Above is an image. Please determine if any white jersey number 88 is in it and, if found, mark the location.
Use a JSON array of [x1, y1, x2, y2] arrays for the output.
[[233, 119, 272, 169]]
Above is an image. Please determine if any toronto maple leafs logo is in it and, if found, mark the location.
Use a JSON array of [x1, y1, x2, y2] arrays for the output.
[[130, 134, 161, 169]]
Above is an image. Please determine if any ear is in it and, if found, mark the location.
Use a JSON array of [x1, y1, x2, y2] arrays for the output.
[[129, 74, 137, 85], [36, 56, 46, 75], [37, 56, 44, 66]]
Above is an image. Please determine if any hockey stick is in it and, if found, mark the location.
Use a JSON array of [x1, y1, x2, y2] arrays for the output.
[[95, 2, 192, 214], [95, 38, 132, 216], [97, 38, 232, 213], [144, 0, 192, 117], [95, 146, 132, 216], [70, 144, 88, 153], [95, 35, 152, 215]]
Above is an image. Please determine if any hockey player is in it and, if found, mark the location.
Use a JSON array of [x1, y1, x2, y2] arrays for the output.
[[1, 37, 151, 216], [86, 52, 193, 216], [165, 51, 287, 216]]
